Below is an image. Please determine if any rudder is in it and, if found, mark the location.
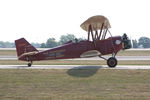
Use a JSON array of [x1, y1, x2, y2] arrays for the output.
[[15, 38, 38, 57]]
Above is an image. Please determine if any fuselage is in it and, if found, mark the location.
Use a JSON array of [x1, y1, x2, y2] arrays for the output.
[[19, 36, 123, 61]]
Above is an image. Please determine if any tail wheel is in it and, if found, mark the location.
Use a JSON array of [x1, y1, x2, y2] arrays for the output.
[[107, 57, 117, 68], [28, 63, 32, 67], [28, 61, 32, 67]]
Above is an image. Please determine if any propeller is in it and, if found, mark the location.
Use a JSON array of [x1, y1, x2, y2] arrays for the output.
[[122, 33, 131, 50]]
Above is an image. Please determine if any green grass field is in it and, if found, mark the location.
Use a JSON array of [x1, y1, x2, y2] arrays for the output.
[[0, 49, 150, 100], [0, 50, 16, 56], [0, 69, 150, 100]]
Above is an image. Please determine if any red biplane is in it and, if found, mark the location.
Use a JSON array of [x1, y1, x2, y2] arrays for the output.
[[15, 15, 131, 67]]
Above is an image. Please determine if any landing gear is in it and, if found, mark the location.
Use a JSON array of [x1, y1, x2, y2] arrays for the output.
[[107, 57, 117, 68], [99, 55, 118, 68], [28, 61, 32, 67]]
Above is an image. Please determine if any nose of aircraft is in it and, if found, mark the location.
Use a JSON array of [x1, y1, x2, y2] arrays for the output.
[[122, 33, 131, 50]]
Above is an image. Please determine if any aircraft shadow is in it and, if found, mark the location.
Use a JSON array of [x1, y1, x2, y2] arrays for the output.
[[67, 66, 103, 77]]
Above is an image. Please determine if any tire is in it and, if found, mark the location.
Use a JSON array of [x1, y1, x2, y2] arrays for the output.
[[107, 57, 117, 68], [28, 63, 32, 67]]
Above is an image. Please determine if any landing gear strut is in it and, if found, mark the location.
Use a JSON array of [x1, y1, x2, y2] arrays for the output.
[[28, 61, 32, 67], [107, 57, 117, 68]]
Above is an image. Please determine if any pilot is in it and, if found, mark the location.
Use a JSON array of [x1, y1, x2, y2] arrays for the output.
[[75, 38, 78, 43]]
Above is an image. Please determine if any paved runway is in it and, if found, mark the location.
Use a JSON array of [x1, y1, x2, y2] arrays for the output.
[[0, 56, 17, 60], [0, 56, 150, 60], [73, 56, 150, 60], [0, 65, 150, 69]]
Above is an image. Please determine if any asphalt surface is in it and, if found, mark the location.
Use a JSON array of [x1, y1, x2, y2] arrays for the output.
[[0, 56, 17, 60], [0, 56, 150, 60], [0, 65, 150, 69], [73, 56, 150, 60]]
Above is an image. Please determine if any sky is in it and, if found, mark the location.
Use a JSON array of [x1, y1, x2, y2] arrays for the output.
[[0, 0, 150, 43]]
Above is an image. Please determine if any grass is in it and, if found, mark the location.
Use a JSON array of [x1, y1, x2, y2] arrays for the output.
[[1, 50, 150, 56], [0, 50, 16, 56], [0, 60, 150, 65], [117, 50, 150, 56], [0, 49, 150, 100], [0, 69, 150, 100]]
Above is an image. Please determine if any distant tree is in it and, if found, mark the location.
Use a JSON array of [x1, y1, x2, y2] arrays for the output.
[[10, 42, 15, 48], [46, 38, 58, 48], [31, 43, 41, 48], [78, 37, 86, 41], [132, 39, 138, 48], [0, 41, 15, 48], [0, 41, 5, 48], [138, 37, 150, 48], [40, 43, 46, 48], [60, 34, 76, 44]]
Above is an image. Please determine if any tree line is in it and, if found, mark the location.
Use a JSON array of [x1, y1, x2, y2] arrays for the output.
[[0, 34, 84, 48], [0, 34, 150, 48], [132, 37, 150, 48], [41, 36, 150, 48], [40, 34, 84, 48]]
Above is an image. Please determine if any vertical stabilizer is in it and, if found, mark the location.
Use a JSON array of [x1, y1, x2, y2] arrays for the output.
[[15, 38, 38, 57]]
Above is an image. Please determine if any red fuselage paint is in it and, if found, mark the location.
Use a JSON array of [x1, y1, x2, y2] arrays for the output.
[[19, 36, 122, 61]]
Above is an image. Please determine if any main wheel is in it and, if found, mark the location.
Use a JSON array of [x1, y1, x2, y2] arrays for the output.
[[107, 57, 117, 68], [28, 63, 32, 67]]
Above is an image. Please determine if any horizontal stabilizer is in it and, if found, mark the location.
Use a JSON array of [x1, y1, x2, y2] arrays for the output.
[[18, 51, 39, 59]]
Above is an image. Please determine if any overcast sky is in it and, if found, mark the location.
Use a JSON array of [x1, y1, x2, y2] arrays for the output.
[[0, 0, 150, 43]]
